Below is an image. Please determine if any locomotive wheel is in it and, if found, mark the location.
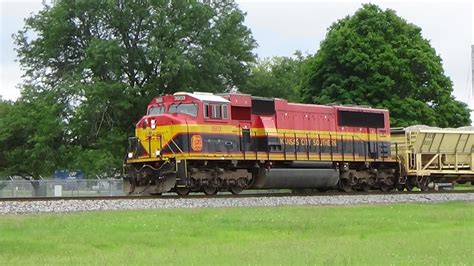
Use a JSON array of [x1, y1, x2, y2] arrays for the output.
[[176, 187, 190, 196], [189, 178, 201, 192], [203, 185, 218, 195], [361, 182, 370, 192], [230, 186, 244, 195], [380, 183, 392, 192], [338, 178, 351, 192], [396, 184, 405, 192]]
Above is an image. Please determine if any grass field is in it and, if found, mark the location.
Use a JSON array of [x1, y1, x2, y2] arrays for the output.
[[0, 202, 473, 265]]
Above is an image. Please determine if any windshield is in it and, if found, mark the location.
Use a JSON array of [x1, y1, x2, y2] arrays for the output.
[[169, 103, 198, 117], [148, 106, 165, 115]]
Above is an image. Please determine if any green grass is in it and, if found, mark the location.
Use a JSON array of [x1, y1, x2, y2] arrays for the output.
[[0, 202, 473, 265]]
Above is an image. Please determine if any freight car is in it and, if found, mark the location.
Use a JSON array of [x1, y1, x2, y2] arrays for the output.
[[391, 126, 474, 190], [124, 92, 408, 195]]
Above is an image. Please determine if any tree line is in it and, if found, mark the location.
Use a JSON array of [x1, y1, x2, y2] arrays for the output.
[[0, 2, 470, 179]]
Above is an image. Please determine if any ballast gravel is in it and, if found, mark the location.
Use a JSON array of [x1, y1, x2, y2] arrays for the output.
[[1, 193, 473, 214]]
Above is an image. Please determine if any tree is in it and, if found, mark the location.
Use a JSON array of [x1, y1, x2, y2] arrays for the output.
[[300, 4, 471, 127], [11, 0, 256, 176], [240, 51, 308, 102], [15, 0, 256, 93], [0, 89, 70, 195], [0, 99, 13, 175], [0, 88, 67, 179]]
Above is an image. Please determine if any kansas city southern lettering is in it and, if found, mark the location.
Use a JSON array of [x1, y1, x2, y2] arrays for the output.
[[279, 137, 337, 147]]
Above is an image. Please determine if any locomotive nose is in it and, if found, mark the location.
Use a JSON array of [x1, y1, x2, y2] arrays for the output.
[[132, 113, 186, 161]]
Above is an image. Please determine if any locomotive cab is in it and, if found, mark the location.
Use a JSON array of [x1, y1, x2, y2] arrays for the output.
[[125, 92, 238, 195], [127, 92, 226, 161]]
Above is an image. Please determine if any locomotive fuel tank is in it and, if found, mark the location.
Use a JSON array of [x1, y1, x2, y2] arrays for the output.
[[251, 163, 339, 189]]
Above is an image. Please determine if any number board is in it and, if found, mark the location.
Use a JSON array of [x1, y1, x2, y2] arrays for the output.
[[173, 95, 186, 101]]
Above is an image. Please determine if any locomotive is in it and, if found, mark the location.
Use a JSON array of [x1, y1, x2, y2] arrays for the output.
[[124, 91, 408, 195]]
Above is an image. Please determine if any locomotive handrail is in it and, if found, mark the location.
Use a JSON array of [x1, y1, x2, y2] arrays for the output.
[[170, 138, 184, 154], [295, 132, 370, 162], [329, 134, 333, 161], [352, 136, 356, 161], [266, 132, 270, 160], [341, 135, 344, 162], [294, 132, 298, 160], [306, 133, 310, 160], [164, 138, 184, 157], [318, 134, 322, 161], [254, 131, 257, 160]]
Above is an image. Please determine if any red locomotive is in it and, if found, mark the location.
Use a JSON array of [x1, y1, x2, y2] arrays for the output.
[[125, 92, 398, 195]]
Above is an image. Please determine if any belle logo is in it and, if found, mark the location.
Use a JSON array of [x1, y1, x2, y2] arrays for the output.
[[191, 135, 203, 151]]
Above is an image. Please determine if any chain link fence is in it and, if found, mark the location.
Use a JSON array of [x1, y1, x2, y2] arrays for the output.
[[0, 179, 125, 198]]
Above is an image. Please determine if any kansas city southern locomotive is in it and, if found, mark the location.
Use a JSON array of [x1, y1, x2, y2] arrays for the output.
[[124, 92, 474, 195]]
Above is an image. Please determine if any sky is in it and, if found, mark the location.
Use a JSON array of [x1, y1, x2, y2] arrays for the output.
[[0, 0, 473, 117]]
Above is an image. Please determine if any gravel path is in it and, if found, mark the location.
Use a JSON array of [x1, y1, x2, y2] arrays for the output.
[[1, 193, 473, 214]]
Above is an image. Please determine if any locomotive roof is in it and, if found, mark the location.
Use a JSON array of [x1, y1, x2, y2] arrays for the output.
[[174, 92, 230, 103]]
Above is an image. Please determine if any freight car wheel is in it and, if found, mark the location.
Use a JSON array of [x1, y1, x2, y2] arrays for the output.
[[338, 178, 351, 192], [418, 177, 430, 192], [176, 187, 190, 196], [396, 184, 405, 192], [203, 185, 218, 195], [406, 178, 415, 191]]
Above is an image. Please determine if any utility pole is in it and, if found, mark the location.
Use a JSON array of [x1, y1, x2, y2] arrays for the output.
[[471, 45, 474, 100], [470, 45, 474, 125]]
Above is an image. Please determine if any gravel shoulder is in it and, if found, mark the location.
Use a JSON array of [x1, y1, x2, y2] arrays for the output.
[[1, 193, 473, 214]]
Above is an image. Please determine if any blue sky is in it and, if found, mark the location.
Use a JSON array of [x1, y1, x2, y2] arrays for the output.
[[1, 0, 473, 118]]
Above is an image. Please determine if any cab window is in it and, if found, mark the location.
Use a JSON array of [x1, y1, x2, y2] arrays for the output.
[[204, 103, 228, 119], [148, 106, 165, 115], [169, 103, 198, 117]]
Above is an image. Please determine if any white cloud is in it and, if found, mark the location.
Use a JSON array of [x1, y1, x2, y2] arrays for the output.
[[0, 0, 43, 101], [0, 62, 23, 100]]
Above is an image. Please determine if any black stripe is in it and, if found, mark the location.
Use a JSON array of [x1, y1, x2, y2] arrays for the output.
[[160, 133, 391, 159]]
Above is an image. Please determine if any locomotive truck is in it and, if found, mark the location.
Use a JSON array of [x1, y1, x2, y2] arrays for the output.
[[124, 92, 474, 195]]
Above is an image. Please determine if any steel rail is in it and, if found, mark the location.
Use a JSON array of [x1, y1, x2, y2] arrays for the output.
[[1, 189, 473, 202]]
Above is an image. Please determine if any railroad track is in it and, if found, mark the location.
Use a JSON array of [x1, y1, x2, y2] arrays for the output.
[[1, 189, 473, 202]]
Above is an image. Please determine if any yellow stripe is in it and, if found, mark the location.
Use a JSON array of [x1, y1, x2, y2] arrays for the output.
[[136, 124, 389, 142]]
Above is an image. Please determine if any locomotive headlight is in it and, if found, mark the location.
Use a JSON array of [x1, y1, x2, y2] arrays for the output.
[[151, 119, 156, 129], [155, 149, 161, 157], [128, 152, 133, 159]]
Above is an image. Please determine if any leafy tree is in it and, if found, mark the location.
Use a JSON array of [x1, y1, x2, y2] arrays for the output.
[[16, 0, 256, 93], [300, 4, 471, 127], [0, 88, 67, 180], [11, 0, 256, 176], [240, 51, 308, 102], [0, 99, 14, 176]]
